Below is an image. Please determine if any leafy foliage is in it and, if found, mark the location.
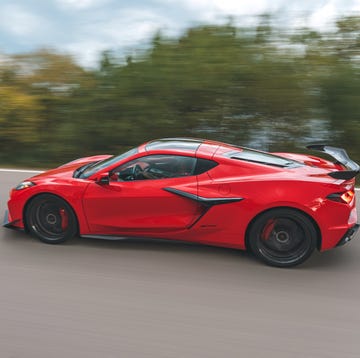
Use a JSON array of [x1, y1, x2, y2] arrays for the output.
[[0, 15, 359, 166]]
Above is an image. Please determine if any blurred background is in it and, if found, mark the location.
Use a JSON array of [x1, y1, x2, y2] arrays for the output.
[[0, 1, 359, 167]]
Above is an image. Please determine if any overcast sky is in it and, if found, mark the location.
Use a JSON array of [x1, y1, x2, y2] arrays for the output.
[[0, 0, 358, 67]]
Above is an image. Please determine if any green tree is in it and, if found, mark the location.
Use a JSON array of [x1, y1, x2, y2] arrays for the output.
[[0, 86, 43, 161], [0, 15, 359, 166]]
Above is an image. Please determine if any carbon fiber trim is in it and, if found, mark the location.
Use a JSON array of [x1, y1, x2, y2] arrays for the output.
[[2, 210, 23, 231], [307, 144, 360, 179], [163, 187, 244, 207]]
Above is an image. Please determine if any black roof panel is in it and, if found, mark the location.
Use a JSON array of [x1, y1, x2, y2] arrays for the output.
[[145, 138, 204, 152]]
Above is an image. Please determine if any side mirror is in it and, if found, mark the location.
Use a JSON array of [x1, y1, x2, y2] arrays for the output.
[[95, 172, 110, 185]]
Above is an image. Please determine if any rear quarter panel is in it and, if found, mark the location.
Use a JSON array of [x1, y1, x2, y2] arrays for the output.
[[195, 159, 354, 250]]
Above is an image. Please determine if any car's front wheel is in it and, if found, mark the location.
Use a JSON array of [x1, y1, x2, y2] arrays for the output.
[[248, 208, 317, 267], [25, 194, 78, 244]]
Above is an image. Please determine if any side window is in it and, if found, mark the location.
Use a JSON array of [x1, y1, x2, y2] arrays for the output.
[[194, 158, 218, 175], [111, 155, 197, 181]]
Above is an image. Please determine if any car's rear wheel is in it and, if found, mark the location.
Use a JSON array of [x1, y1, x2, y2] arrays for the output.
[[248, 208, 317, 267], [25, 194, 78, 244]]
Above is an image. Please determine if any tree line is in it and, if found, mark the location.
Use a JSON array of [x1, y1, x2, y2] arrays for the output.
[[0, 15, 359, 167]]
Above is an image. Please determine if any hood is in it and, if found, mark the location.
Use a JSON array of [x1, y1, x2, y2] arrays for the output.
[[29, 155, 112, 180], [57, 155, 112, 168]]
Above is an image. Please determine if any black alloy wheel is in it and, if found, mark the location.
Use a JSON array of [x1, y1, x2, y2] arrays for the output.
[[25, 194, 78, 244], [248, 208, 317, 267]]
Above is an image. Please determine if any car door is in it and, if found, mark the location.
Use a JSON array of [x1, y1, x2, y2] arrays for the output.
[[82, 155, 202, 234]]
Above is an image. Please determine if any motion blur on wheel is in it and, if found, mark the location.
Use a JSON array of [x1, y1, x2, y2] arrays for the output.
[[3, 138, 360, 267]]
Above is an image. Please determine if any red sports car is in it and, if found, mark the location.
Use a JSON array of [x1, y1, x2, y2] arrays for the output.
[[3, 138, 359, 267]]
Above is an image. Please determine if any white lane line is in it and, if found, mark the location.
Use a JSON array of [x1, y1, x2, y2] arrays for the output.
[[356, 188, 360, 191], [0, 168, 44, 174]]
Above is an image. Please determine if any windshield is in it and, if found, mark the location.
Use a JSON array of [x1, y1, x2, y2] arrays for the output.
[[80, 147, 138, 178]]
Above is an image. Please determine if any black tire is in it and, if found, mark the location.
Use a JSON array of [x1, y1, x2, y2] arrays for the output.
[[25, 194, 78, 244], [248, 208, 317, 267]]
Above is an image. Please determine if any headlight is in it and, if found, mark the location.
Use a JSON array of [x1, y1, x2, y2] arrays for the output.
[[15, 181, 36, 190]]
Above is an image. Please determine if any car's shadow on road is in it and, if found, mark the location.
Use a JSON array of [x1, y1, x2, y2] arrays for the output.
[[3, 228, 360, 271], [74, 232, 360, 270], [2, 227, 254, 263], [307, 248, 359, 269], [74, 234, 254, 262]]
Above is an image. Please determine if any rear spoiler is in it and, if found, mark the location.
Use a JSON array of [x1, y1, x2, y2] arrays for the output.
[[306, 144, 360, 180]]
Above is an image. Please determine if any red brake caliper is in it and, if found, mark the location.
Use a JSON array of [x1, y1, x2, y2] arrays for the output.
[[59, 208, 68, 231], [261, 219, 275, 240]]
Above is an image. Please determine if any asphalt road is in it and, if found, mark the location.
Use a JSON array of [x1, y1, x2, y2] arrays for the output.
[[1, 169, 360, 358]]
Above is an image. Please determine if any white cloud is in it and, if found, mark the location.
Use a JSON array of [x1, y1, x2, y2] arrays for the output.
[[166, 0, 359, 24], [308, 1, 339, 30], [62, 40, 110, 67], [60, 9, 171, 67], [55, 0, 111, 10], [1, 0, 359, 67], [212, 0, 278, 15], [95, 9, 171, 43], [162, 0, 285, 21], [0, 4, 45, 37]]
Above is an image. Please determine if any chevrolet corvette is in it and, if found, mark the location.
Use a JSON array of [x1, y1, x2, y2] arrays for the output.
[[3, 138, 359, 267]]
